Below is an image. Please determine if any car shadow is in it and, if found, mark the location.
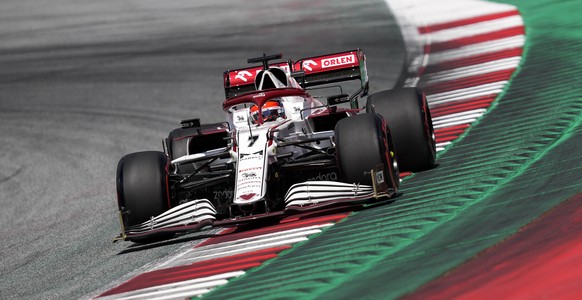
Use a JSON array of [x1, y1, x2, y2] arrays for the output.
[[116, 230, 223, 255]]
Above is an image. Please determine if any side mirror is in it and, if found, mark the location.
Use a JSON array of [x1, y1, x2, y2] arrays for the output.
[[181, 118, 201, 128], [327, 94, 349, 105]]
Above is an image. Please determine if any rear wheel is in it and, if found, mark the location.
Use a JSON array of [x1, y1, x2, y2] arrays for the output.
[[116, 151, 173, 242], [335, 113, 399, 190], [366, 88, 436, 172]]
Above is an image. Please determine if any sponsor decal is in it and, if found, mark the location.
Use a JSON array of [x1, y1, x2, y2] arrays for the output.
[[234, 70, 253, 82], [237, 178, 261, 186], [213, 190, 234, 200], [240, 152, 264, 160], [236, 183, 262, 197], [233, 110, 248, 128], [302, 60, 318, 71], [239, 167, 263, 173], [322, 54, 356, 68], [375, 170, 385, 184], [308, 172, 338, 181], [241, 172, 257, 179]]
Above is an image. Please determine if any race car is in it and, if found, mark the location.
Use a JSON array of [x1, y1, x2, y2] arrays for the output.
[[114, 49, 436, 242]]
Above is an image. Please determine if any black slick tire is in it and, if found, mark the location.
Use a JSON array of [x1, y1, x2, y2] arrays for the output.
[[366, 88, 436, 172], [116, 151, 172, 242], [335, 113, 399, 190]]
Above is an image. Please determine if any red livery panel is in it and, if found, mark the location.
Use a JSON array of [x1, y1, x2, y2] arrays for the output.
[[294, 51, 360, 74]]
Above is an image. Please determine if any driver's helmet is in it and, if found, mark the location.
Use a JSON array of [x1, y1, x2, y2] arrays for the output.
[[250, 100, 286, 124]]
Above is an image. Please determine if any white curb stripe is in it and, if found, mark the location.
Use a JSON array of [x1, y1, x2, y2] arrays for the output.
[[405, 1, 515, 25], [158, 223, 332, 268], [426, 81, 508, 106], [432, 109, 488, 123], [149, 289, 212, 300], [436, 142, 452, 151], [114, 280, 226, 300], [428, 35, 525, 65], [423, 57, 521, 83], [98, 272, 245, 300], [181, 237, 309, 264], [177, 229, 322, 261], [421, 16, 523, 43]]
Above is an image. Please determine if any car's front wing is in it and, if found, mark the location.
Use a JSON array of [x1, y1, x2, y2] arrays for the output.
[[114, 180, 393, 242]]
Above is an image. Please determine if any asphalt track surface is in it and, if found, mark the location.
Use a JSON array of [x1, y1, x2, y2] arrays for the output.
[[0, 1, 404, 299]]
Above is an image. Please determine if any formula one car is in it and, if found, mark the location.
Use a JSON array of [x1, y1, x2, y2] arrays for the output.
[[114, 49, 436, 242]]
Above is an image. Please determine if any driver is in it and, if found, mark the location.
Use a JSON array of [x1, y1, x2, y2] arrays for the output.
[[250, 100, 286, 124]]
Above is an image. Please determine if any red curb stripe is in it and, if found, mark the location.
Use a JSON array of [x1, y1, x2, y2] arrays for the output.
[[99, 246, 291, 297], [425, 48, 523, 73], [405, 194, 582, 300], [435, 135, 459, 144], [434, 124, 470, 134], [279, 207, 354, 224], [430, 26, 525, 52], [418, 10, 519, 34], [422, 69, 514, 95], [431, 97, 496, 118], [400, 171, 413, 179], [435, 129, 466, 137], [142, 249, 285, 281]]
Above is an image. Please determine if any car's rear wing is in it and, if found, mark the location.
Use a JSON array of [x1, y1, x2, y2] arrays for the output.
[[223, 49, 368, 99], [223, 62, 292, 99]]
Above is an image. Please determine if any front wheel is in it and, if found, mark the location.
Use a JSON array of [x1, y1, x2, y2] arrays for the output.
[[335, 113, 399, 191], [116, 151, 173, 242]]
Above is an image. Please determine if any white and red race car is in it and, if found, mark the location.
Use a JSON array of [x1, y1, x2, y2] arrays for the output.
[[115, 49, 436, 242]]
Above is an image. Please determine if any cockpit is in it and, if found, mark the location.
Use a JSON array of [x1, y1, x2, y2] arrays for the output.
[[249, 100, 286, 124]]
